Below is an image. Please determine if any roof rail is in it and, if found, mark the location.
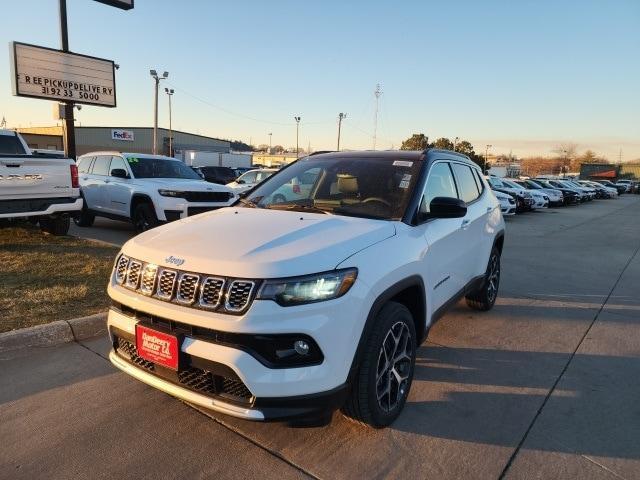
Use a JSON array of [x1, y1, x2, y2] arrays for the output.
[[308, 150, 335, 156]]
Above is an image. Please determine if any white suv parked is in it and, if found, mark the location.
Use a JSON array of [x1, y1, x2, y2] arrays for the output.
[[75, 153, 236, 232], [107, 150, 505, 427]]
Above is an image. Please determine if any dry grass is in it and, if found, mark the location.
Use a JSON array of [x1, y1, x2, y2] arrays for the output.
[[0, 224, 119, 333]]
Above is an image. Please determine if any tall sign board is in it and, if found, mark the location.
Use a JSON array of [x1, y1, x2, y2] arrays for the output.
[[10, 42, 116, 107], [93, 0, 134, 10]]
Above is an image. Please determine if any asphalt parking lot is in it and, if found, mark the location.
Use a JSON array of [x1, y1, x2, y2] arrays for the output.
[[3, 196, 640, 479]]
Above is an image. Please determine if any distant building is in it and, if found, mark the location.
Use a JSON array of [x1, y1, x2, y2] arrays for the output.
[[580, 163, 640, 180], [15, 126, 230, 158], [252, 153, 300, 167]]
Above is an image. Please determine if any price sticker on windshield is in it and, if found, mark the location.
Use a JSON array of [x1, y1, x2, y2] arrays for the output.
[[393, 160, 413, 167]]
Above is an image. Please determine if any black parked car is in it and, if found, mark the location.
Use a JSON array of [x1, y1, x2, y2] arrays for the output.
[[535, 179, 580, 205], [194, 166, 237, 185], [594, 180, 626, 195]]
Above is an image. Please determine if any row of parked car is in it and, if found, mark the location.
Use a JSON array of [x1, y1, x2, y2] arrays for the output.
[[486, 175, 629, 216]]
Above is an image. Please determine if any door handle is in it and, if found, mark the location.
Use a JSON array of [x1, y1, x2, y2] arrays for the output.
[[104, 179, 110, 183], [461, 219, 470, 229], [486, 206, 493, 212]]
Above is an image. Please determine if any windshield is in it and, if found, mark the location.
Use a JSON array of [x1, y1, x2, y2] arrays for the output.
[[126, 156, 201, 179], [502, 179, 522, 189], [488, 177, 505, 188], [244, 155, 422, 220], [525, 180, 543, 189]]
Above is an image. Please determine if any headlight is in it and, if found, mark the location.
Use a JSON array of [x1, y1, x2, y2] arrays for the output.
[[158, 189, 185, 198], [257, 268, 357, 306]]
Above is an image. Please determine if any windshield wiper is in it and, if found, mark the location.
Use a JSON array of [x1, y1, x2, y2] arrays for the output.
[[266, 202, 332, 215]]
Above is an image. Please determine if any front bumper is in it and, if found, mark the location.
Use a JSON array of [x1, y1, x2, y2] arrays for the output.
[[107, 307, 350, 421], [155, 197, 236, 221]]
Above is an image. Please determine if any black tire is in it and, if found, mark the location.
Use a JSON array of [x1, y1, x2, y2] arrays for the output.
[[73, 204, 95, 227], [342, 301, 417, 428], [40, 215, 70, 236], [132, 203, 158, 233], [466, 246, 501, 311]]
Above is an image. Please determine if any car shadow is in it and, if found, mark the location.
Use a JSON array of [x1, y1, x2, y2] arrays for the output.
[[389, 343, 640, 460]]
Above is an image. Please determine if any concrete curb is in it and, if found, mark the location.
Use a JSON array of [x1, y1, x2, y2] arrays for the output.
[[0, 312, 107, 353]]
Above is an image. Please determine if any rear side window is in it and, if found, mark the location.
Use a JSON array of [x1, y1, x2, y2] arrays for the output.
[[109, 156, 129, 176], [473, 169, 485, 194], [77, 157, 94, 174], [451, 163, 480, 203], [420, 162, 458, 213], [0, 134, 26, 155], [91, 155, 111, 176]]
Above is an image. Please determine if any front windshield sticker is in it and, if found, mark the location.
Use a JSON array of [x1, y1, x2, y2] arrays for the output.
[[393, 160, 413, 167], [127, 156, 139, 164]]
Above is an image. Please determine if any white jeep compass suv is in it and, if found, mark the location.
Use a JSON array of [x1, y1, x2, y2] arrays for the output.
[[107, 150, 505, 427], [75, 152, 236, 233]]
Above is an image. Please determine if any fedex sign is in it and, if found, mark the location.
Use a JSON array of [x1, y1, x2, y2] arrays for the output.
[[111, 129, 135, 142]]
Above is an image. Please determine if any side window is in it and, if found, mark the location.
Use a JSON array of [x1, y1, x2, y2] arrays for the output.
[[420, 162, 458, 213], [91, 155, 111, 176], [109, 156, 129, 176], [77, 156, 94, 174], [451, 163, 480, 203], [240, 171, 257, 183], [473, 168, 485, 195]]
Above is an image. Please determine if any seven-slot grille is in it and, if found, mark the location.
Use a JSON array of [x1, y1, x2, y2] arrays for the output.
[[114, 255, 256, 313]]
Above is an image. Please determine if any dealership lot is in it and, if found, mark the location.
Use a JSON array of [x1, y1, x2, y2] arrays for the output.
[[2, 196, 639, 479]]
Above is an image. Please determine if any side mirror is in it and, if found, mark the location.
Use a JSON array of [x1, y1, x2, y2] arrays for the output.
[[110, 168, 128, 179], [428, 196, 467, 219]]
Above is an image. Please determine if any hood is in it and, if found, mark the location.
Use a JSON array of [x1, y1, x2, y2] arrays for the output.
[[136, 178, 234, 192], [122, 207, 396, 278]]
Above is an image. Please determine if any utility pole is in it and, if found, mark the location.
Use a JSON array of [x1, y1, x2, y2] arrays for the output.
[[454, 137, 459, 152], [268, 132, 272, 153], [485, 144, 492, 170], [373, 84, 382, 150], [150, 69, 168, 154], [164, 88, 174, 156], [294, 116, 301, 157], [59, 0, 76, 159], [337, 112, 347, 151], [618, 148, 623, 164]]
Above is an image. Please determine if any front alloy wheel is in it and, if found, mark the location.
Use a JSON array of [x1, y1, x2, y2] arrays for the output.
[[342, 301, 416, 428], [376, 321, 413, 412]]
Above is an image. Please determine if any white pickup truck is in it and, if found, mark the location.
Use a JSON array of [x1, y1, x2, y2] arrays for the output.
[[0, 130, 82, 235]]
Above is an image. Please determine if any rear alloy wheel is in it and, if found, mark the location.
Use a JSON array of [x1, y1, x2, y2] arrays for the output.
[[342, 301, 416, 428], [73, 203, 95, 227], [466, 247, 501, 311], [132, 203, 158, 233]]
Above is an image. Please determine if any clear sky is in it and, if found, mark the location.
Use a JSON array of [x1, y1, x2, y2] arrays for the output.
[[1, 0, 639, 160]]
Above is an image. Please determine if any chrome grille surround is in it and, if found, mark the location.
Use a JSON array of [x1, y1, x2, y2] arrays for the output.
[[125, 260, 142, 289], [176, 273, 201, 305], [114, 256, 257, 314], [115, 255, 130, 285], [225, 280, 256, 312], [139, 264, 158, 296], [199, 276, 225, 309], [156, 269, 178, 300]]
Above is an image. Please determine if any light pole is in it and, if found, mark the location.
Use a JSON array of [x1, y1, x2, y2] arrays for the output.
[[150, 69, 168, 154], [294, 116, 301, 157], [268, 133, 272, 153], [485, 144, 492, 171], [165, 88, 174, 156], [454, 136, 459, 152], [337, 113, 347, 151]]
